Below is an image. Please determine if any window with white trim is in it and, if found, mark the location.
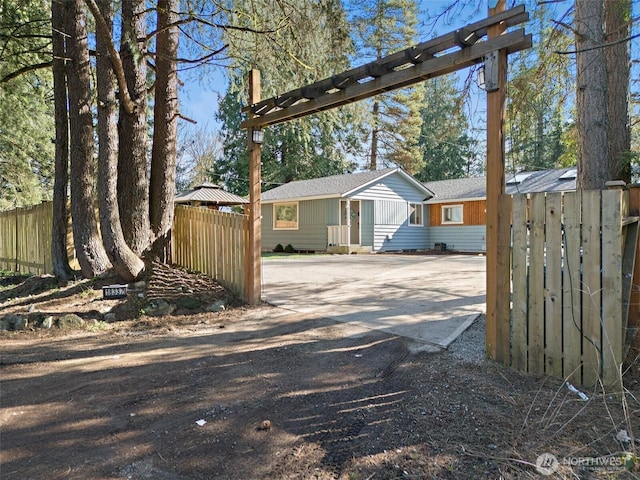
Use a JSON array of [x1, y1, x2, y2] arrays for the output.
[[441, 204, 463, 224], [409, 203, 423, 226], [273, 202, 299, 230]]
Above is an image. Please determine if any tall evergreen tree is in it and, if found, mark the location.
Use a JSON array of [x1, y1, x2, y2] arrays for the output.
[[0, 0, 54, 210], [415, 75, 477, 181], [348, 0, 423, 173], [215, 0, 362, 194], [506, 4, 574, 172]]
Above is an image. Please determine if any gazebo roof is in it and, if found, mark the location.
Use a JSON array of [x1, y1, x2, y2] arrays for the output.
[[174, 183, 248, 205]]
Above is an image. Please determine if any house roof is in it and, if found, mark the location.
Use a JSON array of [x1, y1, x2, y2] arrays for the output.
[[261, 168, 433, 202], [174, 182, 249, 205], [424, 167, 577, 203]]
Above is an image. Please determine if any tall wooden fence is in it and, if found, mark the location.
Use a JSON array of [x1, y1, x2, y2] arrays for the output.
[[0, 202, 56, 275], [507, 189, 638, 388], [172, 205, 249, 299]]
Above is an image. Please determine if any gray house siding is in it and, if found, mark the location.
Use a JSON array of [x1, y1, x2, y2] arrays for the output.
[[262, 198, 338, 251], [428, 225, 487, 252], [372, 199, 429, 251], [351, 174, 427, 203]]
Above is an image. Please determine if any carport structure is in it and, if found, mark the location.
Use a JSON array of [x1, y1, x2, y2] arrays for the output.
[[240, 0, 531, 363]]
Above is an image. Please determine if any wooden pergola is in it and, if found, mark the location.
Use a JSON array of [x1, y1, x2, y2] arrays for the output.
[[241, 0, 531, 362]]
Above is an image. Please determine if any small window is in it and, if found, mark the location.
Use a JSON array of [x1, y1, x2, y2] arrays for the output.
[[273, 202, 298, 230], [409, 203, 423, 226], [441, 205, 463, 225]]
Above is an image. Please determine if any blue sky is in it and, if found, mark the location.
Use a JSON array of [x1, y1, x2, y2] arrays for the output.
[[177, 0, 639, 142]]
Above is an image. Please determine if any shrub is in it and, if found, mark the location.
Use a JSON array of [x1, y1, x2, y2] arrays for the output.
[[284, 244, 295, 253], [274, 243, 284, 252]]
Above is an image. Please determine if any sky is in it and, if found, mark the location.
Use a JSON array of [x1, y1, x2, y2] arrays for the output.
[[176, 0, 640, 146]]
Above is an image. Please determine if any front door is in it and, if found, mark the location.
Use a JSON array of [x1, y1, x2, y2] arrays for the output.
[[341, 200, 360, 245]]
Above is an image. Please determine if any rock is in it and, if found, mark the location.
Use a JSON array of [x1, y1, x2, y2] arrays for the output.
[[129, 280, 147, 291], [104, 313, 117, 322], [0, 314, 25, 331], [57, 314, 85, 329], [146, 300, 176, 317], [41, 316, 54, 329], [206, 300, 226, 313], [13, 316, 28, 330], [28, 304, 35, 312]]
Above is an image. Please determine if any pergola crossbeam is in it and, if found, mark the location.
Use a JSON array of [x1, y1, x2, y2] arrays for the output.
[[242, 28, 531, 129], [242, 4, 528, 126]]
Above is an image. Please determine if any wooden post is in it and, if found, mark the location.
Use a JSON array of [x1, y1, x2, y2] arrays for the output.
[[246, 70, 262, 305], [485, 0, 510, 362]]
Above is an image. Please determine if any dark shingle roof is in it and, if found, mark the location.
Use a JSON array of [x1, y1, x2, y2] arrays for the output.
[[174, 183, 248, 205], [262, 168, 415, 202], [424, 168, 577, 203]]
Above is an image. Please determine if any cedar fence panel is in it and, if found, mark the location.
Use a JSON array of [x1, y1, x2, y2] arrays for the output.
[[508, 190, 635, 388], [0, 202, 54, 275], [172, 205, 248, 299]]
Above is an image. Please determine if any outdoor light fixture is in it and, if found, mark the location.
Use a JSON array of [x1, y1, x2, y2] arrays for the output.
[[477, 65, 486, 90], [252, 129, 264, 144]]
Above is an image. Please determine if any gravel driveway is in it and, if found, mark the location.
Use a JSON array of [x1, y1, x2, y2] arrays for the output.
[[262, 253, 486, 350]]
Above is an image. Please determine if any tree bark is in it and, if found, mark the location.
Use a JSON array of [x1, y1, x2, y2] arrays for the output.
[[66, 0, 111, 277], [118, 0, 150, 255], [606, 0, 631, 183], [95, 0, 145, 282], [575, 0, 610, 190], [149, 0, 180, 262], [51, 0, 74, 280]]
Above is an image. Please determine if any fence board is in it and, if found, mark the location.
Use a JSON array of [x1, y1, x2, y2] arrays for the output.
[[528, 193, 546, 375], [545, 193, 563, 377], [171, 205, 248, 299], [601, 190, 623, 388], [507, 190, 627, 388], [562, 191, 582, 383], [511, 194, 528, 371], [581, 190, 602, 386]]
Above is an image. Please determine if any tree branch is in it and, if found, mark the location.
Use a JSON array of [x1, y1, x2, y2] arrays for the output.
[[1, 61, 53, 83], [83, 0, 137, 114], [556, 32, 640, 55]]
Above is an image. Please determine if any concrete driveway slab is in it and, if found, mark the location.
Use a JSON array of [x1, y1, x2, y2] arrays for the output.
[[262, 254, 486, 350]]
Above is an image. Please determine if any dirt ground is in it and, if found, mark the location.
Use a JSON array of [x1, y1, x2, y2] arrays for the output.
[[1, 265, 640, 480]]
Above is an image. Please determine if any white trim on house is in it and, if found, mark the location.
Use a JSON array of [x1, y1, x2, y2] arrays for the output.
[[273, 201, 299, 230], [263, 193, 340, 204], [408, 202, 423, 226], [426, 196, 485, 204], [441, 204, 464, 225], [342, 168, 434, 199]]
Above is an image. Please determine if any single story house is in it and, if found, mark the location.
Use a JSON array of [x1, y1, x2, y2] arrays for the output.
[[261, 168, 435, 253], [423, 167, 577, 252], [174, 182, 249, 210]]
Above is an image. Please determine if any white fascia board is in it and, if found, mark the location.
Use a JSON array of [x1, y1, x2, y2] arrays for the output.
[[425, 196, 486, 204], [342, 168, 435, 199], [261, 194, 340, 204]]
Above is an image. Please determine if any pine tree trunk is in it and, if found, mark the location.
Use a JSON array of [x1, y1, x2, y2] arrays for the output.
[[95, 0, 145, 282], [118, 0, 150, 255], [606, 0, 631, 183], [149, 0, 180, 262], [51, 0, 74, 280], [575, 0, 610, 190], [66, 0, 110, 277]]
